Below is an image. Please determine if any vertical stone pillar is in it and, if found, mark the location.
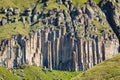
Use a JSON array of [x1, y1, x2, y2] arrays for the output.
[[56, 29, 61, 38], [104, 41, 110, 60], [80, 39, 84, 70], [42, 30, 49, 66], [37, 30, 43, 67], [34, 32, 38, 52], [30, 34, 34, 55], [88, 40, 93, 68], [55, 38, 60, 69], [95, 37, 100, 64], [92, 40, 97, 66], [44, 30, 49, 42], [85, 41, 89, 70], [82, 40, 89, 70], [70, 37, 75, 59], [61, 27, 66, 36], [47, 41, 52, 71], [98, 39, 102, 63], [101, 42, 105, 61], [25, 39, 32, 65], [82, 41, 86, 70], [51, 31, 56, 68], [77, 39, 81, 71], [72, 51, 78, 71], [75, 41, 79, 71]]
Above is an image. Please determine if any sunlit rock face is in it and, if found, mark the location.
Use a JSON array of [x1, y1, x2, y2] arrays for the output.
[[0, 0, 119, 71], [0, 29, 118, 71]]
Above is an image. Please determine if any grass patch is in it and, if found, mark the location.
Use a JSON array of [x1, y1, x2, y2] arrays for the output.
[[0, 22, 30, 40], [0, 0, 67, 12], [21, 66, 80, 80], [0, 65, 81, 80], [0, 0, 38, 11], [44, 0, 67, 10], [72, 53, 120, 80], [72, 0, 101, 7], [73, 0, 87, 7], [0, 66, 20, 80]]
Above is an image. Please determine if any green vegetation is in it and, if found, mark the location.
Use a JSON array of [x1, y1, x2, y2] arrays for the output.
[[0, 0, 67, 12], [0, 0, 38, 11], [73, 0, 87, 7], [72, 54, 120, 80], [92, 19, 113, 36], [19, 66, 80, 80], [0, 0, 102, 11], [43, 0, 67, 11], [72, 0, 101, 7], [0, 66, 20, 80], [93, 0, 101, 4], [0, 65, 81, 80], [0, 22, 30, 40], [0, 14, 5, 18]]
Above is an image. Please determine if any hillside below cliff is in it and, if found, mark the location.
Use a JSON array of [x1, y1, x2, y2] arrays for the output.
[[0, 0, 119, 72], [72, 53, 120, 80], [0, 53, 120, 80], [0, 65, 80, 80]]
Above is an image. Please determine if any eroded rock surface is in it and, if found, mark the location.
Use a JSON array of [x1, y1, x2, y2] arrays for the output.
[[0, 0, 119, 71]]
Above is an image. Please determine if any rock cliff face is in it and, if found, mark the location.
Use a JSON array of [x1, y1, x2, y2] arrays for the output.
[[0, 29, 119, 71], [99, 0, 120, 51], [0, 0, 119, 71]]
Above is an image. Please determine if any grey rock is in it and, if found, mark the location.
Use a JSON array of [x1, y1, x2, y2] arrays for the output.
[[1, 17, 7, 25], [13, 8, 20, 15], [25, 8, 32, 16], [26, 16, 31, 25], [1, 8, 7, 13]]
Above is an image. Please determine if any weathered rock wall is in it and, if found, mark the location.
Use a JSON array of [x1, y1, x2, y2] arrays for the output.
[[0, 29, 119, 71], [0, 0, 119, 71], [99, 0, 120, 48]]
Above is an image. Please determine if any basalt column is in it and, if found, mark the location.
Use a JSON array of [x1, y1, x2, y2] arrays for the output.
[[42, 29, 49, 66], [46, 41, 52, 71], [59, 36, 64, 70], [77, 39, 82, 71], [37, 30, 43, 67], [72, 51, 78, 71], [88, 40, 93, 69], [51, 31, 56, 69], [55, 38, 60, 69]]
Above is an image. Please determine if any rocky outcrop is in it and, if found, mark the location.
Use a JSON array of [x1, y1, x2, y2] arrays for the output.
[[0, 0, 119, 71], [0, 28, 119, 71], [99, 0, 120, 51]]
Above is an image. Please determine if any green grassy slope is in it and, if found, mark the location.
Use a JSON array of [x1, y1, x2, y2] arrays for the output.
[[0, 66, 20, 80], [72, 54, 120, 80], [72, 0, 101, 7], [0, 0, 67, 12], [72, 0, 87, 7], [0, 0, 101, 10], [0, 65, 81, 80], [0, 22, 30, 40], [0, 0, 38, 11]]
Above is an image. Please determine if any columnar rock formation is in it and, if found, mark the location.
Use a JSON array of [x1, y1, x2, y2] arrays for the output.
[[0, 0, 119, 71], [0, 28, 119, 71], [99, 0, 120, 51]]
